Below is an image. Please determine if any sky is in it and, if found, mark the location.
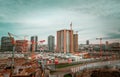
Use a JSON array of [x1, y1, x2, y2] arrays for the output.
[[0, 0, 120, 44]]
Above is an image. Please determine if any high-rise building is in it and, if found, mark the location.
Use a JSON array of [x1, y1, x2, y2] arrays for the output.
[[86, 40, 89, 45], [15, 40, 28, 53], [30, 36, 38, 52], [48, 35, 55, 51], [1, 36, 14, 51], [73, 34, 78, 52], [56, 29, 74, 53]]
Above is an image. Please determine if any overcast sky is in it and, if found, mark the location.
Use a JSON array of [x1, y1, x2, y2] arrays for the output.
[[0, 0, 120, 44]]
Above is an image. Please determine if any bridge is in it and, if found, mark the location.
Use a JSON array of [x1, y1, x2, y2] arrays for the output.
[[49, 60, 120, 77]]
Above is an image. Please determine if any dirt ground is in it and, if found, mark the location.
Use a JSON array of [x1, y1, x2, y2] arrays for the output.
[[75, 68, 120, 77]]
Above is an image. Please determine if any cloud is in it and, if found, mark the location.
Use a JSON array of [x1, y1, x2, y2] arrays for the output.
[[104, 31, 120, 39], [0, 0, 120, 44], [72, 0, 120, 19]]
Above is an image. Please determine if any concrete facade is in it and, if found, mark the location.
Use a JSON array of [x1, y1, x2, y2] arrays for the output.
[[73, 34, 78, 52], [56, 29, 74, 53]]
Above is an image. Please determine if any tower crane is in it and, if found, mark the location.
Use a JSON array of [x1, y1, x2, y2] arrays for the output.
[[29, 39, 45, 59], [75, 29, 82, 34], [96, 37, 102, 57], [39, 40, 45, 52], [70, 22, 72, 30], [8, 32, 16, 76], [8, 32, 29, 57], [76, 31, 78, 34]]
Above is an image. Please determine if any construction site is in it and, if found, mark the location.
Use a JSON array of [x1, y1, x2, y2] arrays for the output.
[[0, 32, 120, 77]]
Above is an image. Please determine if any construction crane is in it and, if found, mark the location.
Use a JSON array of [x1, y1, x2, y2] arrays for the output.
[[8, 32, 16, 45], [39, 40, 45, 52], [9, 33, 29, 53], [31, 40, 45, 52], [76, 31, 78, 34], [96, 37, 102, 57], [8, 32, 16, 76], [22, 35, 29, 53], [75, 29, 82, 34], [70, 22, 72, 30], [30, 39, 45, 59]]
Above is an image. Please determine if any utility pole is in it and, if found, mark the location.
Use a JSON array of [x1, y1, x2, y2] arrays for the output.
[[96, 38, 102, 57]]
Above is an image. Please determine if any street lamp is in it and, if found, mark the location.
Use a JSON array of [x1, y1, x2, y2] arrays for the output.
[[96, 38, 102, 57]]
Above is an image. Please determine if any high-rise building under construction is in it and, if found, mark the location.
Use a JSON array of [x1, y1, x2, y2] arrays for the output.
[[73, 34, 78, 52], [56, 29, 74, 53]]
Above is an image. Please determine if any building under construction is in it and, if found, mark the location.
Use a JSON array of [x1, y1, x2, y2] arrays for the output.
[[1, 36, 14, 52]]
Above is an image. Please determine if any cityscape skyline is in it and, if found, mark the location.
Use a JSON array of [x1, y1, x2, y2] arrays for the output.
[[0, 0, 120, 44]]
